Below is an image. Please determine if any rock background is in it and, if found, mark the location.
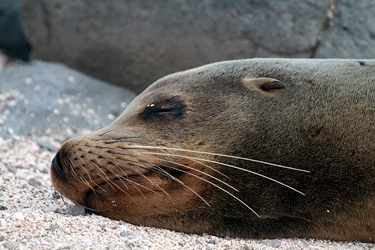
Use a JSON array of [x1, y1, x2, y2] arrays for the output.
[[19, 0, 375, 93], [0, 61, 136, 139], [314, 0, 375, 58], [0, 0, 30, 60]]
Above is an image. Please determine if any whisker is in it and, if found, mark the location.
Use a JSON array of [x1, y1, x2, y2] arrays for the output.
[[137, 154, 259, 216], [162, 158, 238, 192], [93, 145, 229, 179], [90, 157, 130, 191], [81, 157, 134, 197], [73, 157, 140, 206], [127, 145, 310, 173], [85, 147, 152, 180], [88, 145, 256, 211], [133, 157, 208, 201], [85, 146, 174, 197], [83, 150, 168, 197], [108, 150, 238, 192], [98, 128, 118, 136], [70, 203, 112, 213], [68, 159, 85, 183], [78, 157, 117, 193], [80, 145, 260, 215], [88, 155, 160, 199], [94, 136, 141, 144], [126, 159, 171, 197], [172, 155, 229, 179], [141, 152, 305, 196], [70, 159, 102, 194], [68, 159, 100, 194], [118, 154, 211, 207], [125, 178, 163, 196]]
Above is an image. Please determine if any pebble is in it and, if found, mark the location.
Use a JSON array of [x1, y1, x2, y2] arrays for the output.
[[28, 178, 42, 187], [68, 76, 76, 83], [24, 78, 32, 84], [71, 204, 86, 216], [120, 231, 132, 237], [11, 212, 25, 220], [261, 239, 281, 247], [37, 141, 57, 151], [3, 242, 16, 250], [49, 223, 60, 230]]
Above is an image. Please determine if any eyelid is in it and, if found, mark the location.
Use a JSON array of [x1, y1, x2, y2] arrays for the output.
[[141, 98, 185, 119]]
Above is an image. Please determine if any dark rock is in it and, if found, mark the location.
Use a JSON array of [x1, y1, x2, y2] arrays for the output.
[[52, 191, 61, 199], [0, 205, 8, 210], [0, 60, 136, 139], [20, 0, 330, 93], [0, 0, 31, 60]]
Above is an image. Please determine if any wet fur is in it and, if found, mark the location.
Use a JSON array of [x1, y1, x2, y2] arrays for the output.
[[51, 59, 375, 242]]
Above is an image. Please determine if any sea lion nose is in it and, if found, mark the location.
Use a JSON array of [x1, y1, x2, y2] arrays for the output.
[[52, 150, 66, 181]]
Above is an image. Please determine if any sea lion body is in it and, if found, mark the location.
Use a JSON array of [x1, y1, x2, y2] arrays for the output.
[[51, 59, 375, 242]]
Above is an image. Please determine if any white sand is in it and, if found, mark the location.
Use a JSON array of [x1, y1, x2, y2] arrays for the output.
[[0, 135, 374, 250]]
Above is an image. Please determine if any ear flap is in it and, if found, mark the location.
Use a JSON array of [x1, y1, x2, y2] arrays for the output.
[[242, 77, 286, 94]]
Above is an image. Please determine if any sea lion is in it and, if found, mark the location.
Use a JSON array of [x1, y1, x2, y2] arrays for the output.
[[51, 59, 375, 242]]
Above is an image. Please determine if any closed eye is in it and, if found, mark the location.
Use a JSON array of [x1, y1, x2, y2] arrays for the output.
[[141, 98, 185, 119]]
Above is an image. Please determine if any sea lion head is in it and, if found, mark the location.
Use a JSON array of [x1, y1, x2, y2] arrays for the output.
[[51, 59, 375, 241]]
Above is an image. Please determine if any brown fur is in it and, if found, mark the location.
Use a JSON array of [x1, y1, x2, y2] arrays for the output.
[[51, 59, 375, 242]]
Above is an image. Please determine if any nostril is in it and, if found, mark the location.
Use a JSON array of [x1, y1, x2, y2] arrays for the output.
[[52, 150, 66, 181]]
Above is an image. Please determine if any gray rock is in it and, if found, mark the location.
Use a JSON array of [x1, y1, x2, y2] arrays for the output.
[[20, 0, 330, 93], [0, 61, 136, 139], [0, 0, 30, 60], [315, 0, 375, 58]]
